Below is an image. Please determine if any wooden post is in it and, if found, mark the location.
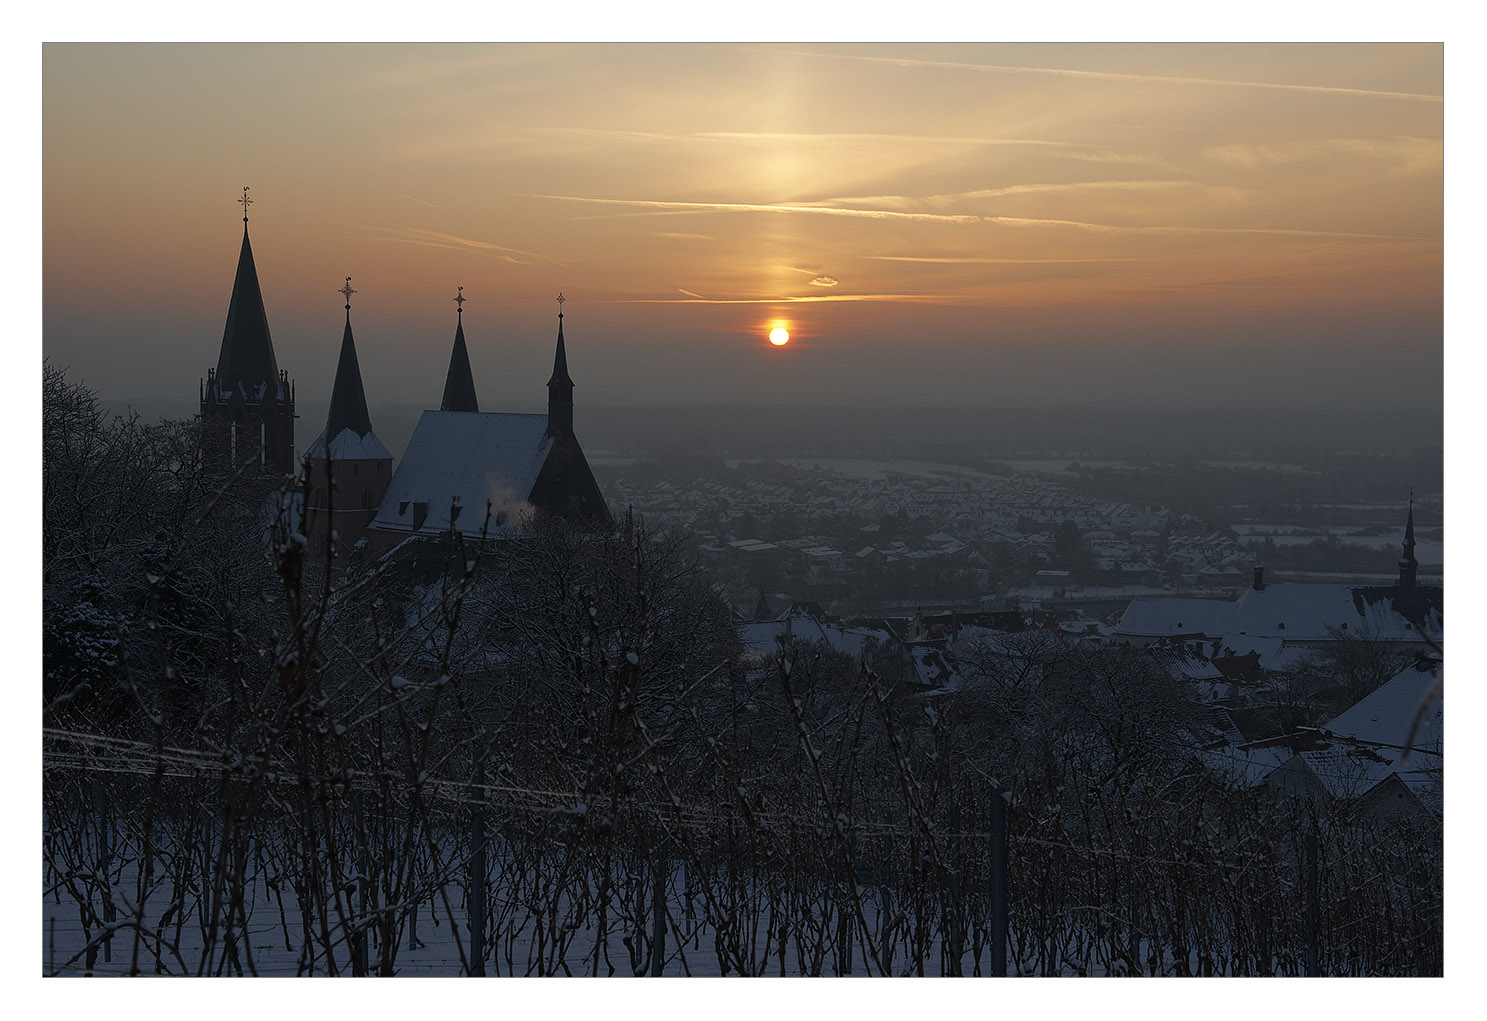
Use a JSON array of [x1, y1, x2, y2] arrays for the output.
[[650, 830, 668, 976], [352, 789, 369, 976], [880, 836, 894, 976], [1304, 828, 1319, 977], [989, 791, 1008, 977], [95, 780, 114, 966], [468, 763, 487, 977], [948, 802, 963, 976]]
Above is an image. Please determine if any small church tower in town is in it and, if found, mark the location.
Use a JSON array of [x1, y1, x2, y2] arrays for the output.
[[1398, 494, 1419, 593], [200, 188, 296, 477], [304, 278, 393, 555]]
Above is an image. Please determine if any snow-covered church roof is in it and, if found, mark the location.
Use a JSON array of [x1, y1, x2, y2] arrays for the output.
[[370, 410, 553, 537]]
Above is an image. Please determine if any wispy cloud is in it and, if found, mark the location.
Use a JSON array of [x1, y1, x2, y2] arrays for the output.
[[360, 226, 557, 264], [654, 232, 714, 240], [607, 292, 966, 305], [524, 194, 983, 224], [677, 287, 708, 299], [1202, 136, 1441, 172], [986, 216, 1435, 242], [809, 275, 839, 287], [545, 127, 1076, 148], [394, 191, 437, 209], [867, 256, 1155, 264], [768, 49, 1442, 103], [524, 193, 1434, 242], [922, 180, 1202, 204]]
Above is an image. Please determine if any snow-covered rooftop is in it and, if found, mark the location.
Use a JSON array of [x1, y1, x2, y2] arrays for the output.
[[305, 426, 392, 461], [1323, 660, 1442, 755], [371, 410, 552, 537]]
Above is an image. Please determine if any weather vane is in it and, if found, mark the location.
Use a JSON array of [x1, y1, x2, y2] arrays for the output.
[[454, 286, 465, 314], [555, 292, 565, 318], [238, 186, 253, 223], [340, 277, 356, 310]]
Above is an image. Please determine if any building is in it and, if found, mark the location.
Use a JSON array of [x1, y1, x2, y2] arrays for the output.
[[199, 189, 295, 479], [365, 294, 613, 547], [198, 193, 613, 553], [304, 279, 393, 556], [1114, 513, 1441, 653]]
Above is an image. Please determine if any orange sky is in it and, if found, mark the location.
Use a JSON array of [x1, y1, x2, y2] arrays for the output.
[[42, 42, 1442, 411]]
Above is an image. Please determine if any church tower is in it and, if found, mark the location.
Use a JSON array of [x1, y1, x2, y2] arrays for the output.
[[1398, 495, 1419, 593], [546, 292, 574, 438], [200, 187, 296, 477], [441, 287, 479, 413], [528, 294, 612, 528], [305, 278, 392, 556]]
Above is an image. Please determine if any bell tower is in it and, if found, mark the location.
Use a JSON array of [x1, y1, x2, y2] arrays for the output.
[[199, 187, 296, 477]]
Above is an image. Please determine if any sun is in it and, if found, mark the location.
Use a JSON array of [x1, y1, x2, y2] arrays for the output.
[[769, 327, 790, 346]]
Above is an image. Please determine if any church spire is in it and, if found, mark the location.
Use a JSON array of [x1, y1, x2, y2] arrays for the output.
[[547, 292, 574, 436], [441, 286, 479, 413], [214, 186, 280, 395], [325, 278, 374, 440], [1398, 491, 1419, 591]]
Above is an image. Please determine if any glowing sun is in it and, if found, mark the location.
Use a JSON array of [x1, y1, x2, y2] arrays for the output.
[[769, 327, 790, 346]]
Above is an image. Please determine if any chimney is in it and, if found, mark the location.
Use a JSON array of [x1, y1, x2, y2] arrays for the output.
[[1253, 565, 1265, 591]]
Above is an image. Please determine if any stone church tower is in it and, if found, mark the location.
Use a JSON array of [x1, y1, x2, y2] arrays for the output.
[[304, 279, 393, 556], [200, 188, 296, 478]]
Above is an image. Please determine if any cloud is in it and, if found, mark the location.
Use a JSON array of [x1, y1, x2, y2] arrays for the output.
[[394, 191, 437, 209], [809, 275, 839, 287], [1202, 136, 1441, 172], [547, 127, 1077, 148], [985, 216, 1435, 242], [764, 49, 1442, 103], [359, 226, 557, 264], [654, 232, 714, 240], [608, 292, 969, 305], [866, 256, 1154, 264], [677, 287, 707, 299], [922, 180, 1201, 205], [525, 193, 984, 224]]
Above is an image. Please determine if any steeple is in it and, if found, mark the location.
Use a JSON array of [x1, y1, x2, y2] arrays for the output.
[[214, 187, 281, 396], [325, 278, 374, 440], [200, 187, 295, 478], [546, 292, 574, 437], [1398, 492, 1419, 591], [441, 286, 479, 413]]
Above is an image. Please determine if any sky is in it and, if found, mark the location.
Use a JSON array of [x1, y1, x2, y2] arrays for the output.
[[40, 41, 1443, 415]]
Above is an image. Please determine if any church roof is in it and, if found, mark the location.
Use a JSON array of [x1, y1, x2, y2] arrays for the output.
[[441, 316, 479, 413], [215, 226, 282, 395], [306, 311, 389, 460], [547, 315, 573, 389], [325, 314, 374, 439], [370, 410, 554, 536]]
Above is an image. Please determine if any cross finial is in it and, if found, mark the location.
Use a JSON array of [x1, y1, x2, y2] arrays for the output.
[[555, 292, 566, 318], [340, 276, 356, 311], [454, 286, 465, 315], [238, 186, 253, 223]]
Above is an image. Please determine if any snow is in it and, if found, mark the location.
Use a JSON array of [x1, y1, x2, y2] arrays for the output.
[[370, 410, 553, 537], [1323, 660, 1443, 754], [305, 426, 392, 461]]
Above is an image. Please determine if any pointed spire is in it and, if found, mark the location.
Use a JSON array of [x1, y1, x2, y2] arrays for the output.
[[441, 287, 479, 412], [325, 279, 374, 440], [547, 292, 574, 436], [214, 188, 280, 395], [548, 292, 574, 389], [1398, 491, 1419, 592]]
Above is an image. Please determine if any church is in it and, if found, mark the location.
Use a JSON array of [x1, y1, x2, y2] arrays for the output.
[[199, 190, 614, 555]]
